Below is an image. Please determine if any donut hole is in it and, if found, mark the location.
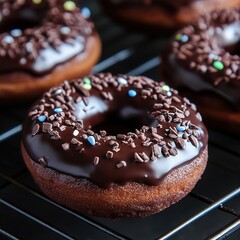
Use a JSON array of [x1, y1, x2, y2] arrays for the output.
[[92, 107, 155, 135], [215, 23, 240, 56], [0, 7, 46, 33]]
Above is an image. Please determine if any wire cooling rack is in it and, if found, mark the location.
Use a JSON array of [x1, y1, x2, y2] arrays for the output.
[[0, 1, 239, 239]]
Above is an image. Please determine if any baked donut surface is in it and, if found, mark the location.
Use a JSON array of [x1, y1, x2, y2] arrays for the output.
[[0, 0, 101, 102], [100, 0, 240, 29], [161, 9, 240, 134], [21, 73, 208, 217]]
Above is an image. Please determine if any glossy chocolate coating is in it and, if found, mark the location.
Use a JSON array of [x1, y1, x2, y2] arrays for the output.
[[22, 74, 208, 188], [161, 9, 240, 110], [0, 0, 93, 75]]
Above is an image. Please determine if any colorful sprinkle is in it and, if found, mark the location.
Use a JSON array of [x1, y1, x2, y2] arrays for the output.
[[10, 29, 22, 37], [212, 60, 224, 70], [81, 7, 91, 18], [161, 84, 170, 92], [63, 1, 76, 11], [175, 34, 189, 42], [38, 115, 46, 122], [181, 35, 189, 42], [177, 125, 186, 132], [128, 89, 137, 97], [167, 92, 172, 97], [82, 83, 92, 91], [83, 77, 91, 85], [33, 0, 42, 4], [60, 26, 71, 35], [117, 77, 128, 85], [54, 108, 63, 113], [87, 136, 95, 145], [2, 35, 14, 44]]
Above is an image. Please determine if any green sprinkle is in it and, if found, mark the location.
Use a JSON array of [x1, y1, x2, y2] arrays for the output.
[[82, 84, 92, 91], [212, 60, 224, 71], [162, 84, 170, 92], [83, 77, 91, 85], [175, 34, 182, 41], [63, 1, 76, 11], [32, 0, 42, 4]]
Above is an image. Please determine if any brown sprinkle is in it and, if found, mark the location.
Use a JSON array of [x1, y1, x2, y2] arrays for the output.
[[32, 124, 40, 136]]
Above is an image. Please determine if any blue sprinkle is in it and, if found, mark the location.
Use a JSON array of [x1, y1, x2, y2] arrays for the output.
[[128, 89, 137, 97], [87, 136, 95, 145], [167, 91, 172, 97], [81, 7, 91, 18], [54, 108, 63, 113], [117, 77, 128, 85], [38, 115, 46, 122], [181, 35, 189, 42], [10, 29, 22, 37], [177, 125, 186, 132]]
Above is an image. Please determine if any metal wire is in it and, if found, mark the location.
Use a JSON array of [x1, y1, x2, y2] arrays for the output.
[[0, 199, 76, 240], [157, 187, 240, 240], [0, 228, 20, 240], [208, 218, 240, 240], [0, 125, 22, 142], [0, 173, 130, 240]]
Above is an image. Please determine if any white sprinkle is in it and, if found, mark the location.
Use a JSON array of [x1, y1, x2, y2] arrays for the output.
[[73, 130, 79, 136], [55, 89, 62, 95], [60, 26, 71, 35], [10, 29, 22, 37], [117, 77, 128, 85], [209, 52, 218, 60], [26, 42, 33, 52], [2, 35, 14, 44], [20, 58, 27, 65]]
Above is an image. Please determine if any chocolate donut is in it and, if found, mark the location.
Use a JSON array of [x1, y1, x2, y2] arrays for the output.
[[21, 73, 208, 218], [161, 9, 240, 134], [0, 0, 101, 102], [100, 0, 240, 29]]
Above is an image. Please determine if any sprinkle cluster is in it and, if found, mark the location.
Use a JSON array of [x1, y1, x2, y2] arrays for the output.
[[0, 0, 92, 63], [172, 9, 240, 86], [28, 73, 205, 169]]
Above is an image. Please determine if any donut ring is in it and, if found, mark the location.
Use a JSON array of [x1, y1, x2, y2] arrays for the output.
[[100, 0, 240, 29], [21, 73, 208, 218], [0, 0, 101, 102], [161, 9, 240, 134]]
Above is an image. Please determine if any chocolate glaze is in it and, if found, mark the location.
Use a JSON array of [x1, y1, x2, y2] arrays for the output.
[[104, 0, 203, 12], [0, 0, 93, 75], [22, 73, 208, 188], [161, 9, 240, 110]]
